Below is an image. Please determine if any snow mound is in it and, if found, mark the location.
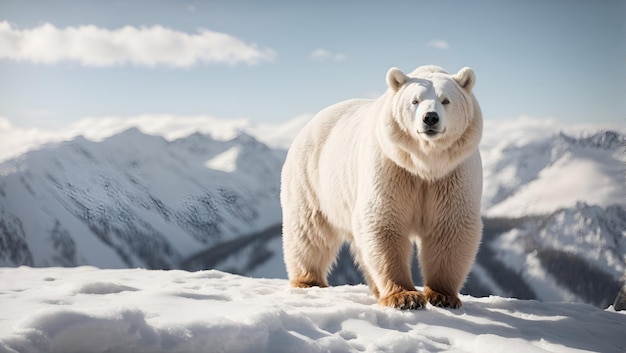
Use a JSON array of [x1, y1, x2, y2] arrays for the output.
[[0, 267, 624, 353]]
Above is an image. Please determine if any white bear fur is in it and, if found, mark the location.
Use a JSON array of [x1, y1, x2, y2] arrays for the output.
[[281, 65, 483, 309]]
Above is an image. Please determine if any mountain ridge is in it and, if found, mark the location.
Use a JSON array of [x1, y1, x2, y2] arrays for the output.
[[0, 128, 284, 269]]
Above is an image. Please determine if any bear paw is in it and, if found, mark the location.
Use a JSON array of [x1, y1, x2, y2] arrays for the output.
[[424, 286, 462, 308], [290, 280, 327, 288], [379, 290, 426, 310]]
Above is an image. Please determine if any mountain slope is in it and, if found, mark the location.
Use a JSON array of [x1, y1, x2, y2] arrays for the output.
[[0, 128, 283, 269], [481, 130, 625, 216], [482, 202, 626, 308]]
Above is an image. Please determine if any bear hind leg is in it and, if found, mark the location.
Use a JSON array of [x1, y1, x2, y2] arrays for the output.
[[283, 210, 342, 288], [350, 242, 380, 298]]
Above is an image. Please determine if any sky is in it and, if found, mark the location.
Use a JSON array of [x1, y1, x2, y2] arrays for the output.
[[0, 0, 624, 131]]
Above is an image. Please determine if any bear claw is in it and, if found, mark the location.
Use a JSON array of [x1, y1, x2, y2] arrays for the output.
[[379, 290, 427, 310], [291, 280, 327, 288], [424, 286, 462, 308]]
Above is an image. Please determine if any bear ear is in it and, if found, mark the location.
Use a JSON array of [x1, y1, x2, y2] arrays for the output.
[[386, 67, 408, 92], [454, 67, 476, 92]]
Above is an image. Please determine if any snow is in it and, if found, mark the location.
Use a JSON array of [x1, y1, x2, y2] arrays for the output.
[[487, 201, 626, 305], [480, 124, 626, 217], [204, 146, 241, 173], [1, 267, 624, 353], [483, 141, 626, 217]]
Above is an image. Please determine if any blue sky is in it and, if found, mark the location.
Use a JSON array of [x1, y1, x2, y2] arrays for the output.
[[0, 0, 624, 129]]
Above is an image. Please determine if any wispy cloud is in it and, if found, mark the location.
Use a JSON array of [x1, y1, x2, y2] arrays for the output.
[[426, 39, 449, 50], [310, 48, 346, 61], [0, 21, 276, 67]]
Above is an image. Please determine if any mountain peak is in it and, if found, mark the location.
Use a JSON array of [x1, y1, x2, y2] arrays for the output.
[[233, 130, 260, 145], [558, 130, 623, 150], [107, 127, 165, 142]]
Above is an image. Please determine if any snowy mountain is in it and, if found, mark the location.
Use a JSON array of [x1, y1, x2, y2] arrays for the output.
[[481, 130, 625, 216], [0, 128, 284, 269], [1, 117, 625, 309], [478, 202, 626, 308]]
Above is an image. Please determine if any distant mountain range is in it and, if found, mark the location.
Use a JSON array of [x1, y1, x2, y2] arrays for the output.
[[0, 128, 284, 269], [1, 119, 624, 308]]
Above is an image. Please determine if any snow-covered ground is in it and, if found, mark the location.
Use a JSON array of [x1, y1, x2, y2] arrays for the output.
[[1, 266, 625, 353]]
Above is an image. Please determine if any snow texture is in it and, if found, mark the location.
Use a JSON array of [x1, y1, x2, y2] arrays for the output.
[[1, 266, 625, 353]]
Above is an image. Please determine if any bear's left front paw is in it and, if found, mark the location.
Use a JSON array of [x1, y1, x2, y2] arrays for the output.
[[424, 286, 462, 308]]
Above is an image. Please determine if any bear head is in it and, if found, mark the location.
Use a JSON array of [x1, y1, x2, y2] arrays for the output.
[[378, 65, 483, 180]]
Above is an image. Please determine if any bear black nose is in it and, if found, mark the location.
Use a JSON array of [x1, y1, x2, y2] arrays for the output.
[[423, 111, 439, 126]]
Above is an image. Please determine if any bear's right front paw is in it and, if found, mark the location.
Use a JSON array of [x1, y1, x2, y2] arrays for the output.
[[379, 290, 426, 310], [423, 286, 462, 308]]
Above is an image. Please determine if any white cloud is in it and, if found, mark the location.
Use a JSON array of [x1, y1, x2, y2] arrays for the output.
[[0, 21, 275, 67], [426, 39, 449, 50], [310, 48, 346, 61]]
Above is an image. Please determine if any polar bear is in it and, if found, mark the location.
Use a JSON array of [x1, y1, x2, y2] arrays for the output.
[[281, 65, 483, 309]]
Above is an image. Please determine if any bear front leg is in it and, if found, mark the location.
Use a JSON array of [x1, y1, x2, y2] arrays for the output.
[[419, 225, 481, 309], [355, 225, 426, 310]]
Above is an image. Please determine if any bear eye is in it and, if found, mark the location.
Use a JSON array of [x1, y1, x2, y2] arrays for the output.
[[441, 98, 450, 105], [411, 99, 420, 105]]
